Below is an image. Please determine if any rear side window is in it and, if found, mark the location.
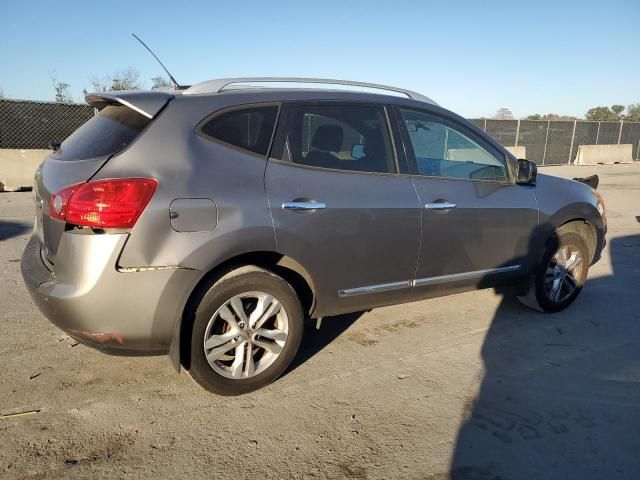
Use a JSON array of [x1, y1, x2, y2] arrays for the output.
[[53, 105, 151, 161], [287, 104, 396, 174], [200, 106, 278, 156]]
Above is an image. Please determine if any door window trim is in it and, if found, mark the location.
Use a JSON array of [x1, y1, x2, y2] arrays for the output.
[[392, 105, 515, 184], [195, 102, 282, 159], [269, 100, 409, 176]]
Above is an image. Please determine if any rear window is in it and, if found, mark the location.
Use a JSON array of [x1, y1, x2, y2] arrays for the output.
[[199, 106, 278, 156], [52, 105, 151, 161]]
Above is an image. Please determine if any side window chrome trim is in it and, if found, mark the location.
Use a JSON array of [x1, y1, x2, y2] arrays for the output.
[[266, 156, 409, 177], [383, 105, 402, 174], [410, 173, 514, 185]]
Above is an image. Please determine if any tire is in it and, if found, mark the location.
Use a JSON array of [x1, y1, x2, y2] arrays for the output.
[[188, 266, 304, 395], [517, 228, 590, 313]]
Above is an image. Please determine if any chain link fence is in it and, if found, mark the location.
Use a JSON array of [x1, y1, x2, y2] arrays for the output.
[[0, 99, 94, 150], [471, 118, 640, 164], [0, 98, 638, 165]]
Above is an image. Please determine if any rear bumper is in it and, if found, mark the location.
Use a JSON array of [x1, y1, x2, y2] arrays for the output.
[[21, 231, 200, 355]]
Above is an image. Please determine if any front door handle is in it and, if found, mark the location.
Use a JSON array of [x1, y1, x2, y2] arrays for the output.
[[282, 201, 326, 212], [425, 201, 457, 210]]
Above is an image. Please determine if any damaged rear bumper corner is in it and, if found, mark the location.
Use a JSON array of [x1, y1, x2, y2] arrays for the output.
[[21, 231, 200, 355]]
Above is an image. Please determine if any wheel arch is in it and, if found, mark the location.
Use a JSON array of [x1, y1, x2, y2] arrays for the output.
[[556, 218, 598, 264], [173, 251, 316, 371]]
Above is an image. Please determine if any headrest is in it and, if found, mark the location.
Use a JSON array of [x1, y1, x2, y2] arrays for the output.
[[311, 125, 343, 152], [363, 130, 383, 156]]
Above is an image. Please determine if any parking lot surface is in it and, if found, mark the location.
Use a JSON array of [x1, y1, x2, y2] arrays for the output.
[[1, 164, 639, 479]]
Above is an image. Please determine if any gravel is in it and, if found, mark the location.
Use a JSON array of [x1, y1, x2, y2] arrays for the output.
[[1, 164, 639, 479]]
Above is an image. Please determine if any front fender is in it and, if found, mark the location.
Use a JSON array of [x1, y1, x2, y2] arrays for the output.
[[531, 172, 605, 267]]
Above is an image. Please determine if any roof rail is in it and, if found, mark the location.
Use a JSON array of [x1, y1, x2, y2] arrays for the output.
[[182, 77, 437, 105]]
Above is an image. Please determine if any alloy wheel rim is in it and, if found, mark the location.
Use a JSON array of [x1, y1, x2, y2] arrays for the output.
[[203, 291, 289, 379], [545, 244, 583, 303]]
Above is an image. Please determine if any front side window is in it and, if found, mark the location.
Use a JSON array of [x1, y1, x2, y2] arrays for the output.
[[288, 104, 396, 174], [400, 109, 507, 181], [200, 105, 278, 156]]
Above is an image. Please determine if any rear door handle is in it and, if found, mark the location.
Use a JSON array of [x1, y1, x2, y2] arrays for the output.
[[282, 201, 326, 212], [425, 202, 457, 210]]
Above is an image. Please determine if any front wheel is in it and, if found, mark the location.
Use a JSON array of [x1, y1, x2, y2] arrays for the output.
[[517, 229, 590, 313], [188, 266, 304, 395]]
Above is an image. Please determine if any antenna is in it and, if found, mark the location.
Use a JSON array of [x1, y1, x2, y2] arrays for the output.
[[131, 33, 183, 89]]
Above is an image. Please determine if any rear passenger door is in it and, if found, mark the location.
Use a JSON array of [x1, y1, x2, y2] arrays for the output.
[[395, 106, 539, 294], [265, 102, 421, 317]]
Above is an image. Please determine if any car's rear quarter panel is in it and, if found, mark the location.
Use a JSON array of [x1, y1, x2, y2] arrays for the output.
[[95, 94, 278, 271], [82, 94, 281, 351]]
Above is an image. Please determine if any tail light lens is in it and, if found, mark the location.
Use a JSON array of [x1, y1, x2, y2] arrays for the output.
[[49, 178, 158, 229], [49, 183, 80, 221]]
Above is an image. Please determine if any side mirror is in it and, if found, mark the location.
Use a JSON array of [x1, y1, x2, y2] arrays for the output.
[[351, 144, 365, 159], [50, 139, 61, 152], [516, 158, 537, 185]]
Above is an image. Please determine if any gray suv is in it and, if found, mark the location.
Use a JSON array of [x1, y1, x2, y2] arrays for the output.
[[21, 78, 606, 395]]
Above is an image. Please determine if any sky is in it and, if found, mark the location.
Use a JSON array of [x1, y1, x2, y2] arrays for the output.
[[1, 0, 638, 119]]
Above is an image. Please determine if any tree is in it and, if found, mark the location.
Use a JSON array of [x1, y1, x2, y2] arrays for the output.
[[110, 67, 141, 91], [550, 114, 574, 121], [625, 103, 640, 122], [585, 106, 616, 121], [89, 67, 142, 92], [50, 72, 73, 103], [550, 114, 575, 121], [89, 74, 110, 92], [54, 83, 73, 103], [494, 108, 513, 120], [585, 105, 626, 121], [525, 113, 577, 121], [151, 76, 172, 89], [611, 105, 625, 119]]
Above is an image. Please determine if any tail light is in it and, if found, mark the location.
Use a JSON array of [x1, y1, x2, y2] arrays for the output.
[[49, 178, 158, 229]]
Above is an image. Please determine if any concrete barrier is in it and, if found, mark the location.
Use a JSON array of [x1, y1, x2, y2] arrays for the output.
[[505, 146, 526, 158], [0, 149, 50, 191], [448, 146, 527, 163], [574, 144, 634, 166]]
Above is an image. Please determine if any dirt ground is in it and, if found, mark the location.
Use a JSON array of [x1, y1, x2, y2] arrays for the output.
[[1, 163, 639, 479]]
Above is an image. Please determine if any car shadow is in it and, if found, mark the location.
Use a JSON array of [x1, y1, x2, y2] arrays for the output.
[[0, 220, 30, 241], [449, 233, 640, 480], [284, 311, 366, 375]]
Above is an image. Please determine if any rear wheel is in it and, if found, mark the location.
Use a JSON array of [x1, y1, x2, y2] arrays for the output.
[[517, 229, 590, 313], [188, 266, 304, 395]]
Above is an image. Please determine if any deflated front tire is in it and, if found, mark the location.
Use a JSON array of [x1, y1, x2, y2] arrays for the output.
[[517, 227, 590, 313]]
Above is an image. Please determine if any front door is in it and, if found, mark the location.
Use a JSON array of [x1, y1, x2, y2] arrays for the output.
[[266, 102, 421, 316], [396, 107, 539, 294]]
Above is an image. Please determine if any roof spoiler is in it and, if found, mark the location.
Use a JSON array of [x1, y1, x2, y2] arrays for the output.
[[85, 90, 174, 119]]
